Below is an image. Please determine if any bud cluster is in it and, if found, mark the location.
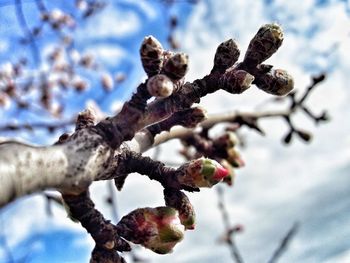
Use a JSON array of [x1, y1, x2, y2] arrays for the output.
[[140, 36, 189, 98], [41, 8, 75, 29], [213, 23, 294, 96], [213, 132, 245, 186]]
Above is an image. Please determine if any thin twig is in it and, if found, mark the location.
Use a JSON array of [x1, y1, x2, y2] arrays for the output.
[[217, 187, 244, 263], [34, 0, 48, 13], [152, 110, 289, 148], [107, 180, 119, 222], [14, 0, 41, 65], [266, 222, 299, 263], [297, 74, 325, 106]]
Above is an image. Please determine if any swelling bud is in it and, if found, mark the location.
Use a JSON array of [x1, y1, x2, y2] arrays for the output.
[[117, 207, 185, 254], [177, 158, 229, 188]]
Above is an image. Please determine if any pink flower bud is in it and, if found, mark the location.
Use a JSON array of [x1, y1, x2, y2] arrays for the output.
[[117, 207, 184, 254], [220, 160, 236, 186], [164, 189, 196, 230], [178, 158, 229, 188]]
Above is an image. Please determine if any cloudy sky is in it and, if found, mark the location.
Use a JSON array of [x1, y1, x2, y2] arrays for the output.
[[1, 0, 350, 262]]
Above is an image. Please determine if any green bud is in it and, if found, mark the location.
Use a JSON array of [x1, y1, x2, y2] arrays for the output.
[[164, 189, 196, 230], [177, 158, 229, 188], [117, 207, 184, 254], [226, 148, 245, 168]]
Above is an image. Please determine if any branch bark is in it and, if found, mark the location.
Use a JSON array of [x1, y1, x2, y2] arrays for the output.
[[0, 128, 113, 207]]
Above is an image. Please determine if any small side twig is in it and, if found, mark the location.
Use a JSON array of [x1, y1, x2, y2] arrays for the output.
[[217, 187, 244, 263], [14, 0, 41, 65], [266, 222, 299, 263], [106, 180, 119, 222]]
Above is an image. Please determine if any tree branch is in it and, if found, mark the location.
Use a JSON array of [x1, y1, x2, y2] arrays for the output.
[[0, 127, 113, 207], [0, 24, 305, 262]]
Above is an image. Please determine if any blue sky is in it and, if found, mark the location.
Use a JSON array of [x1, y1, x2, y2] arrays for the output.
[[1, 0, 350, 262]]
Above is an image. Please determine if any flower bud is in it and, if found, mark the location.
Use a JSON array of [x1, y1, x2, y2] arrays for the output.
[[220, 160, 236, 186], [177, 158, 229, 188], [243, 23, 284, 66], [226, 148, 245, 168], [0, 93, 10, 108], [117, 207, 184, 254], [283, 131, 293, 145], [140, 36, 164, 76], [219, 69, 254, 94], [147, 74, 174, 97], [214, 132, 239, 149], [176, 106, 207, 128], [164, 189, 196, 230], [101, 73, 114, 92], [72, 76, 88, 92], [316, 110, 330, 123], [213, 39, 240, 73], [255, 69, 294, 96], [163, 53, 189, 81], [296, 129, 312, 142], [79, 53, 94, 68]]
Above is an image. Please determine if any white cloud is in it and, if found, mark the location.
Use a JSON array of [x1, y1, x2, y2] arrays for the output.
[[89, 45, 126, 65], [123, 0, 158, 20], [79, 6, 140, 39], [0, 195, 83, 248]]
